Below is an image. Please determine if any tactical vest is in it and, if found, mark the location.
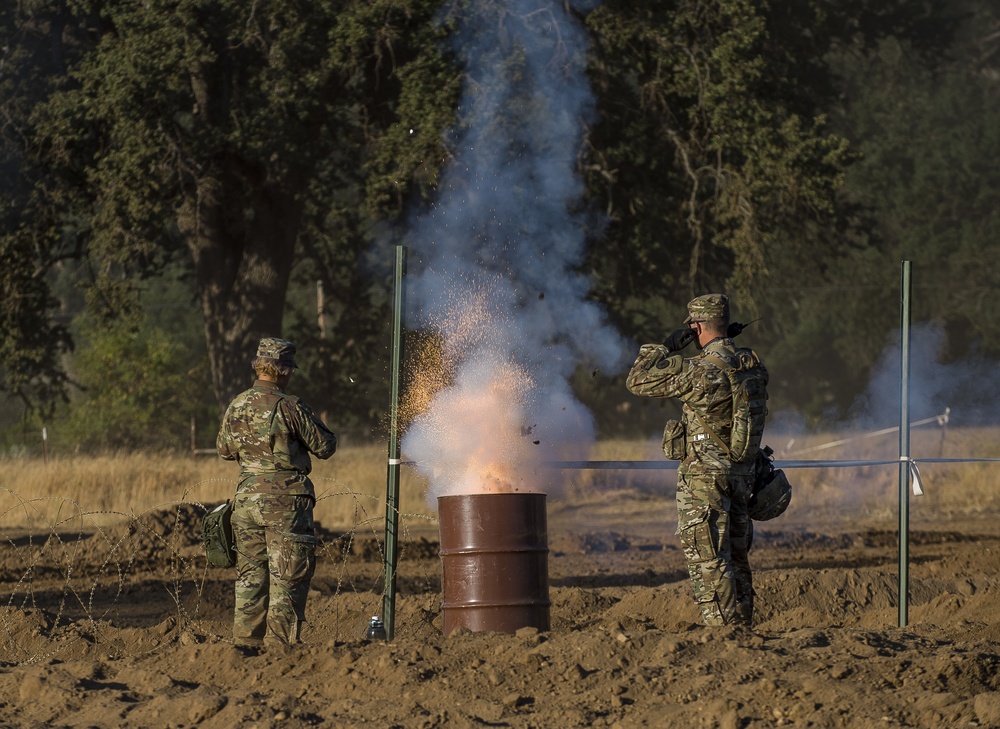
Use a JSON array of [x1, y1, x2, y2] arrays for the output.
[[697, 348, 769, 464]]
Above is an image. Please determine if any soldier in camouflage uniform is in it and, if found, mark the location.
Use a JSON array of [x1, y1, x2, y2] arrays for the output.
[[626, 294, 762, 626], [217, 337, 337, 647]]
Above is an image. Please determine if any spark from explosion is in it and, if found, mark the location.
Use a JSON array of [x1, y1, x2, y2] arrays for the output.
[[402, 276, 550, 498], [398, 1, 628, 506], [409, 353, 538, 497]]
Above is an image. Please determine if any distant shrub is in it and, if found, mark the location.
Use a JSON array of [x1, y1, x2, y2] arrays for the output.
[[59, 317, 204, 452]]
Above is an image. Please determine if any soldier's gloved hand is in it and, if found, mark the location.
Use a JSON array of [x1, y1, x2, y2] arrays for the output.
[[663, 327, 696, 352]]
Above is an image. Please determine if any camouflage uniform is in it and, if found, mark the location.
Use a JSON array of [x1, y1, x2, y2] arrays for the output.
[[626, 295, 760, 626], [217, 338, 337, 646]]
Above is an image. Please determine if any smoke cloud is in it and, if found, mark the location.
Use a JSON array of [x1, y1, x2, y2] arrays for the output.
[[850, 321, 996, 429], [773, 320, 996, 463], [401, 1, 628, 505]]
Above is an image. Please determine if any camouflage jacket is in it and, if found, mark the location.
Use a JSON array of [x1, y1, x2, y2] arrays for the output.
[[217, 380, 338, 496], [626, 338, 754, 474]]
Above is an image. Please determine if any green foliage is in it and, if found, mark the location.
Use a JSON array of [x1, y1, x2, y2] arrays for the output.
[[0, 1, 87, 417], [580, 0, 844, 419], [59, 316, 203, 452], [10, 0, 459, 421], [281, 263, 395, 437], [4, 0, 997, 435], [834, 27, 1000, 360], [581, 0, 969, 422], [0, 237, 74, 418], [582, 0, 855, 340]]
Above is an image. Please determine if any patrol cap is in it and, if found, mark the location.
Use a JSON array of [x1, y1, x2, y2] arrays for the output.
[[255, 337, 298, 368], [684, 293, 730, 323]]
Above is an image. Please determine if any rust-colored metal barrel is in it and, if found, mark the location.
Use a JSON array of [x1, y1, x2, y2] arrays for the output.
[[438, 492, 550, 636]]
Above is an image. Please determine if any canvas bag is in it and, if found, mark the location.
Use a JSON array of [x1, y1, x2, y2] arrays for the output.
[[202, 501, 236, 568]]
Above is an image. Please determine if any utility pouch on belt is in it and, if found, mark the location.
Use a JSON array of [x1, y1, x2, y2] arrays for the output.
[[661, 419, 686, 460], [202, 501, 236, 568]]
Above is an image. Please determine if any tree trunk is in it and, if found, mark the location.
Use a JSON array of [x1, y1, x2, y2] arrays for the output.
[[179, 172, 302, 416]]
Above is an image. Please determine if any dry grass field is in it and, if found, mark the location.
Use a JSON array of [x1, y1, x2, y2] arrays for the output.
[[2, 425, 997, 532], [0, 444, 433, 534]]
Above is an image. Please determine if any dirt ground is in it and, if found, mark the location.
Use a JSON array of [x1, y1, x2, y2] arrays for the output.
[[1, 479, 999, 729]]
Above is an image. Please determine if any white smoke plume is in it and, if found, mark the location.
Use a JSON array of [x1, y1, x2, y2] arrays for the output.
[[850, 321, 996, 429], [773, 320, 995, 462], [401, 1, 628, 505]]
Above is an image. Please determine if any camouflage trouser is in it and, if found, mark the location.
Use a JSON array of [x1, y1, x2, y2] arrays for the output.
[[675, 468, 754, 626], [231, 492, 318, 645]]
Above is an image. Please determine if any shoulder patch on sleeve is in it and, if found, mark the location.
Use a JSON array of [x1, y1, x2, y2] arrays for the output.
[[655, 353, 684, 374]]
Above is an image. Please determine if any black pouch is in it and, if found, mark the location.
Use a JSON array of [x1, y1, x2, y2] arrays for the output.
[[202, 501, 236, 568], [661, 419, 686, 460]]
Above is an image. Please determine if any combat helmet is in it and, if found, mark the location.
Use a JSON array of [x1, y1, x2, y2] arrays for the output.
[[748, 446, 792, 521]]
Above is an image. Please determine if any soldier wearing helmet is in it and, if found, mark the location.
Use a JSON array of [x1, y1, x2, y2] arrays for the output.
[[217, 337, 337, 648]]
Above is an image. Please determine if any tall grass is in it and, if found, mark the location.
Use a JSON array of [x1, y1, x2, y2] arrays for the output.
[[765, 424, 1000, 520], [0, 444, 434, 534], [2, 427, 997, 533]]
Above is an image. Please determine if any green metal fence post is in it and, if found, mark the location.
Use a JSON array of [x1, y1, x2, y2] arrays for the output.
[[383, 245, 407, 640], [898, 260, 912, 628]]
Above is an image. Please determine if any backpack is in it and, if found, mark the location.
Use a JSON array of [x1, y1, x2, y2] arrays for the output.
[[202, 501, 236, 568], [700, 348, 769, 464]]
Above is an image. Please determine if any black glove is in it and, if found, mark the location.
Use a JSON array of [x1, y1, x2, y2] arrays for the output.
[[663, 327, 695, 352]]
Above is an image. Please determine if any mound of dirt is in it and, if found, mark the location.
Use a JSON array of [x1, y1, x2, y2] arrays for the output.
[[94, 502, 207, 561]]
